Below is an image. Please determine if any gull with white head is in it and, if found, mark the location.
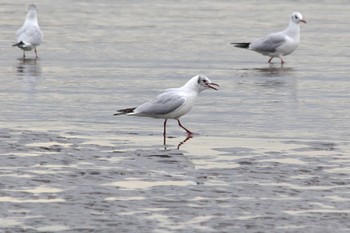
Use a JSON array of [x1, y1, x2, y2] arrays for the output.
[[13, 4, 43, 59], [231, 12, 306, 64], [114, 75, 219, 143]]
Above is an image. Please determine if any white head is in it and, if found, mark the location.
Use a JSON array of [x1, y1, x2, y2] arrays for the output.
[[192, 74, 219, 92], [28, 4, 38, 11], [26, 4, 38, 20], [290, 12, 306, 24]]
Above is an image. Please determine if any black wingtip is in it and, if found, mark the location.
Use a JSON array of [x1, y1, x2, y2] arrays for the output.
[[114, 107, 136, 116], [231, 43, 250, 49], [12, 41, 25, 47]]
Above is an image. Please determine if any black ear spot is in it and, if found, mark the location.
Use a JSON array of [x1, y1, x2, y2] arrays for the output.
[[197, 77, 201, 84]]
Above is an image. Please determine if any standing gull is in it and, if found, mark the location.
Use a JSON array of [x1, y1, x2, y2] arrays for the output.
[[114, 75, 219, 142], [13, 4, 43, 59], [231, 12, 306, 64]]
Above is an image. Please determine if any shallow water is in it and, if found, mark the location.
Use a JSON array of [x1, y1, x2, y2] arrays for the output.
[[1, 0, 350, 232]]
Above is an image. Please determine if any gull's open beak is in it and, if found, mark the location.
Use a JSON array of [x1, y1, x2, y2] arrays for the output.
[[300, 19, 307, 24], [207, 82, 219, 90]]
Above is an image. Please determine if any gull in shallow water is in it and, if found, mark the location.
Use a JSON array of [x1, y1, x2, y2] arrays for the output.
[[13, 4, 43, 59], [231, 12, 306, 64], [114, 75, 219, 142]]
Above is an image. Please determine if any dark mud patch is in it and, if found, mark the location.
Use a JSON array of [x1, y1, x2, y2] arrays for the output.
[[0, 129, 350, 232]]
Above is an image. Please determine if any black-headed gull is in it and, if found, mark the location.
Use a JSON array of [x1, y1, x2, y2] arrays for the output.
[[13, 4, 43, 59], [231, 12, 306, 64], [114, 75, 219, 139]]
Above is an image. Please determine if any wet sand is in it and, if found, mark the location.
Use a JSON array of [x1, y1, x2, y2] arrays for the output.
[[1, 128, 350, 232]]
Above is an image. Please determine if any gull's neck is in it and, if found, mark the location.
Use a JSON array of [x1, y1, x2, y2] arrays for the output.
[[284, 21, 300, 41], [181, 77, 201, 94], [25, 10, 39, 26]]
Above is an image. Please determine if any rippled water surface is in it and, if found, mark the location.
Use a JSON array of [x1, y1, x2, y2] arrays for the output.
[[1, 0, 350, 232]]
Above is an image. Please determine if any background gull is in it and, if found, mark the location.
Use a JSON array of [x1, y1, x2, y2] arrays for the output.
[[13, 4, 43, 59], [114, 75, 219, 144], [231, 12, 306, 64]]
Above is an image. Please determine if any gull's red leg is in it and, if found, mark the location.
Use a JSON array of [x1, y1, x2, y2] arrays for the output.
[[177, 119, 193, 135], [163, 119, 167, 136], [280, 57, 285, 64], [163, 119, 168, 145]]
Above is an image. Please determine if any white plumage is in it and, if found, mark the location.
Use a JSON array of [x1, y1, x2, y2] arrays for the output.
[[114, 75, 219, 137], [13, 4, 43, 59], [231, 12, 306, 64]]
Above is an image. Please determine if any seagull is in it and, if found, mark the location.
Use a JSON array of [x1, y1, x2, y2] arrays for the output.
[[114, 75, 219, 141], [13, 4, 43, 59], [231, 12, 306, 64]]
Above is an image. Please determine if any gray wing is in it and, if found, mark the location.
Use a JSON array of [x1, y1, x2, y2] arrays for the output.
[[250, 33, 286, 53], [16, 25, 43, 46], [134, 91, 185, 116]]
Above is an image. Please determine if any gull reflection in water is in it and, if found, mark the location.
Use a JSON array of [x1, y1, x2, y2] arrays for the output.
[[243, 65, 295, 77], [17, 58, 41, 76], [164, 134, 193, 150], [16, 58, 41, 93]]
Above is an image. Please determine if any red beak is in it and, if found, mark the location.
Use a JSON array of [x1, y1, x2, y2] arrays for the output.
[[300, 19, 307, 24], [207, 82, 219, 90]]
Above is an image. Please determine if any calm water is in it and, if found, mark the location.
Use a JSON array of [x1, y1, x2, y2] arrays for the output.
[[1, 0, 350, 232]]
